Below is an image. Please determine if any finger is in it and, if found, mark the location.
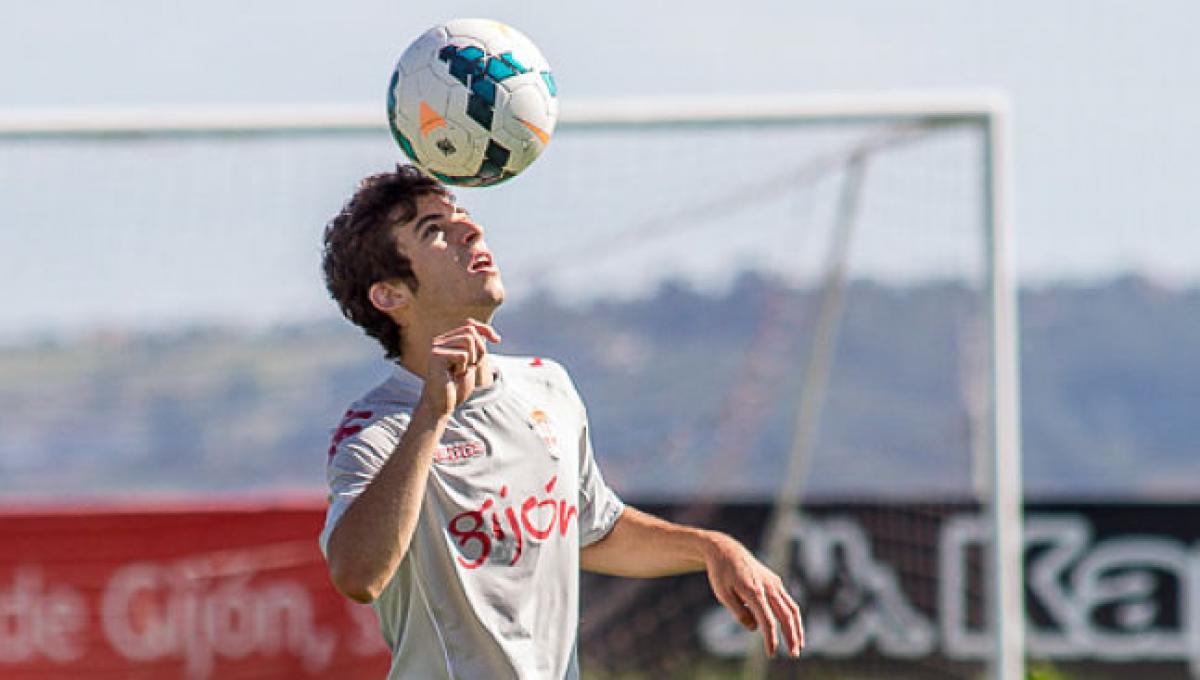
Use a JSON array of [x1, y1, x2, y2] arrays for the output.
[[444, 326, 489, 366], [431, 347, 472, 376], [443, 321, 491, 346], [715, 587, 756, 630], [460, 329, 481, 367], [432, 348, 477, 405], [453, 367, 475, 406], [767, 584, 802, 656], [740, 585, 778, 656], [432, 350, 468, 378], [468, 326, 488, 363], [786, 587, 805, 652], [436, 330, 482, 367], [466, 318, 501, 343], [762, 575, 801, 655]]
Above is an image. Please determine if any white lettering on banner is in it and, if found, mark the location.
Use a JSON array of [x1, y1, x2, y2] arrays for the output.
[[0, 567, 85, 664], [942, 514, 1200, 676], [794, 516, 936, 657], [699, 512, 1200, 677], [101, 550, 337, 679], [700, 514, 935, 659]]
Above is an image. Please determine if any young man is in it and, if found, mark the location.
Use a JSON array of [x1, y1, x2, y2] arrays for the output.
[[320, 165, 802, 679]]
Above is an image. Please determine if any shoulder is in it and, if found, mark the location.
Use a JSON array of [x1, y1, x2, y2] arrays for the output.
[[492, 354, 582, 404], [493, 353, 575, 388], [326, 381, 416, 468]]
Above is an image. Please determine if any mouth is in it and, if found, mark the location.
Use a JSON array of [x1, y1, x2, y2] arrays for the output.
[[468, 251, 498, 275]]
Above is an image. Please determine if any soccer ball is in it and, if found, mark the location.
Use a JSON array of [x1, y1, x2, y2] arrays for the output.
[[387, 19, 559, 187]]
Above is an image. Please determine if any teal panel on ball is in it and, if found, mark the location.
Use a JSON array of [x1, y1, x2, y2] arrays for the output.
[[498, 52, 529, 75], [390, 126, 418, 164], [485, 57, 517, 82]]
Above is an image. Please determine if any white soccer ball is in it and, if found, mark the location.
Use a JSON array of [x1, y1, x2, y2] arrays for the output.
[[387, 19, 558, 187]]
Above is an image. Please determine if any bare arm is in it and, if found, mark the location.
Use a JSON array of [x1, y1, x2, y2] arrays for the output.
[[581, 506, 804, 658], [325, 404, 448, 603], [580, 505, 709, 576], [325, 321, 498, 603]]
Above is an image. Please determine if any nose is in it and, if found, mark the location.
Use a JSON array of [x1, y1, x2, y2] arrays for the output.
[[457, 215, 484, 245]]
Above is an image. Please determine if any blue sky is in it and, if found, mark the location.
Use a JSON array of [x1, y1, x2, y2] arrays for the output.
[[2, 1, 1197, 336]]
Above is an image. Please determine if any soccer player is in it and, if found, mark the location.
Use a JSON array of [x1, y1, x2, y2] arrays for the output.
[[320, 165, 803, 679]]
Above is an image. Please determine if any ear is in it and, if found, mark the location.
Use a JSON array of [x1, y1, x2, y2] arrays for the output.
[[368, 281, 412, 314]]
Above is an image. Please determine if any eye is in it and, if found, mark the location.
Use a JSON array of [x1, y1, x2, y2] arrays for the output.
[[422, 223, 444, 240]]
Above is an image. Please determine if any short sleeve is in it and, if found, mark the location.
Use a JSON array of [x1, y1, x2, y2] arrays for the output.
[[319, 412, 409, 556], [576, 419, 625, 547]]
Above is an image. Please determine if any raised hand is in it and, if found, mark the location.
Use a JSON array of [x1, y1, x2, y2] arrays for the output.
[[420, 319, 501, 417]]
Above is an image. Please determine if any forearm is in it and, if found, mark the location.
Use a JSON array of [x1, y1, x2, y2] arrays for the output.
[[581, 506, 720, 577], [326, 405, 447, 602], [584, 507, 805, 657]]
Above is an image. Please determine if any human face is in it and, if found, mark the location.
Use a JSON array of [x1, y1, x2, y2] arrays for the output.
[[390, 192, 505, 319]]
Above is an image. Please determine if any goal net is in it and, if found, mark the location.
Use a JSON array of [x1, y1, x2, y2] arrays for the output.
[[0, 96, 1022, 679]]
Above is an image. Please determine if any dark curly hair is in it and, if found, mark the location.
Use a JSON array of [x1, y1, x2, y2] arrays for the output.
[[322, 165, 450, 360]]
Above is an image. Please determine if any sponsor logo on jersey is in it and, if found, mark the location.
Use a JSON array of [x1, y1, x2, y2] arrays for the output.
[[434, 440, 487, 465], [446, 475, 578, 570]]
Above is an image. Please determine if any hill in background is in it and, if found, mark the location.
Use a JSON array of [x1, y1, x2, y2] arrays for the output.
[[2, 273, 1196, 501]]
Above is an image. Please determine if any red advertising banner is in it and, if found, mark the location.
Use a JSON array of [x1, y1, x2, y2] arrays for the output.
[[0, 498, 390, 679]]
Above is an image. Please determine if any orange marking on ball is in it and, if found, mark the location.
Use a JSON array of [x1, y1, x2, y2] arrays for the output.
[[518, 118, 550, 145], [419, 101, 447, 137]]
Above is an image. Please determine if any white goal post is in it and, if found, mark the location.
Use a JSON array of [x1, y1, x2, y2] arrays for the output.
[[0, 93, 1024, 679]]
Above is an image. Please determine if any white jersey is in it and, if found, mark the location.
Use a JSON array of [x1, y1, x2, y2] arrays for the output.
[[320, 355, 625, 680]]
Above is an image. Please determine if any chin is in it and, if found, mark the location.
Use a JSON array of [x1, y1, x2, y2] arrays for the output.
[[486, 279, 506, 306]]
